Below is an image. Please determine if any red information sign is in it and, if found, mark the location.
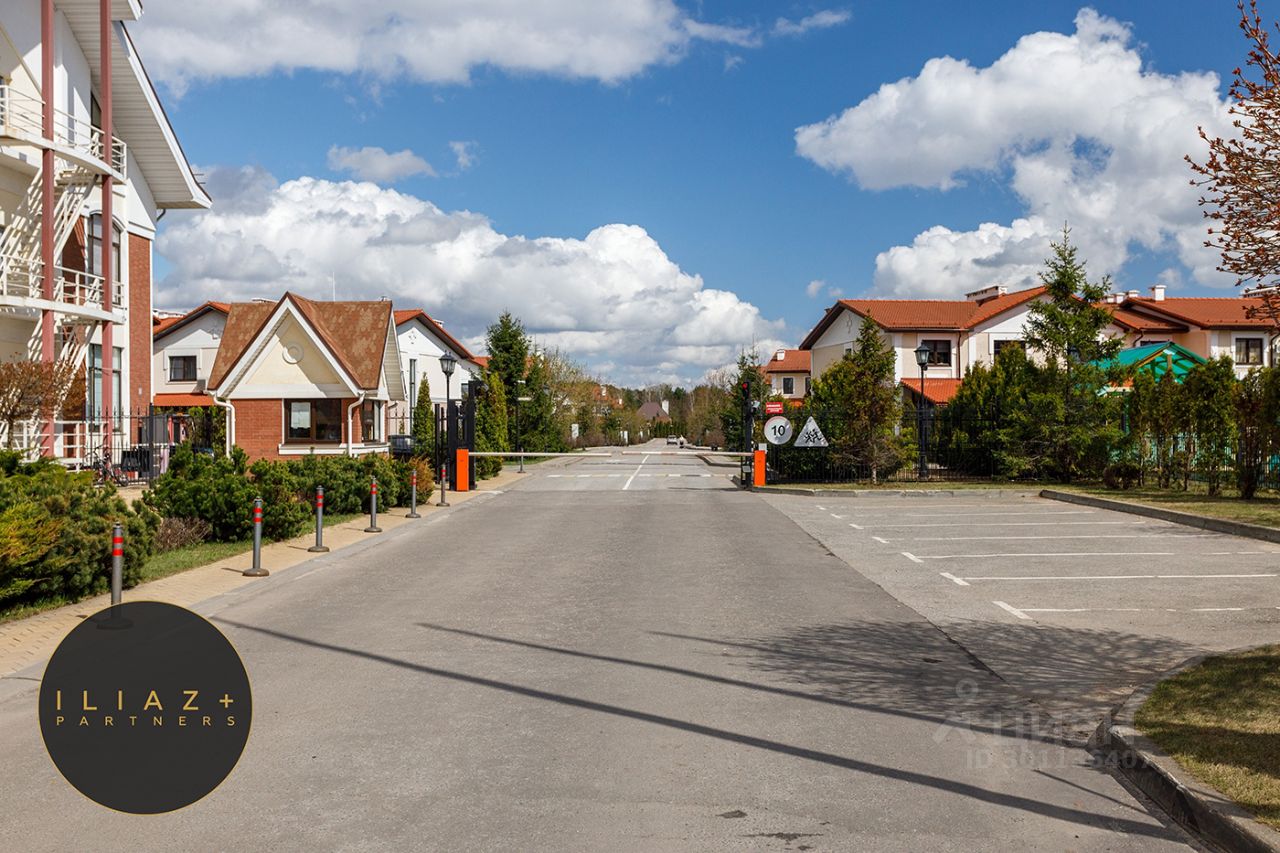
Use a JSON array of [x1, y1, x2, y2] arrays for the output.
[[764, 401, 785, 415]]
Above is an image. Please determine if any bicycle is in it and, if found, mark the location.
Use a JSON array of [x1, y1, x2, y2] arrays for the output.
[[84, 451, 128, 487]]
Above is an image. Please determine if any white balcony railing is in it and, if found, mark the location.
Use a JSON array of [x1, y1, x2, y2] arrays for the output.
[[0, 85, 126, 175], [0, 253, 122, 312]]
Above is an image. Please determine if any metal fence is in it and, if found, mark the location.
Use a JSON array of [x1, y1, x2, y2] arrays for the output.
[[765, 411, 1003, 485]]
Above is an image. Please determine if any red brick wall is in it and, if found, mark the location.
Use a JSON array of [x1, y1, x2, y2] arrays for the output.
[[128, 233, 151, 415], [232, 398, 357, 461]]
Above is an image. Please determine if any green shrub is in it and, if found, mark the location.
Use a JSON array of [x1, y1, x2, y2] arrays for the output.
[[148, 445, 257, 541], [0, 466, 158, 609]]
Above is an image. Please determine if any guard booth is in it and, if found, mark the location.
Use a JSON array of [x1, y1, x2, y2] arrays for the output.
[[436, 382, 478, 491]]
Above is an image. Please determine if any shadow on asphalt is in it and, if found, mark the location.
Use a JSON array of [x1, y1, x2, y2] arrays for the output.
[[212, 616, 1182, 841]]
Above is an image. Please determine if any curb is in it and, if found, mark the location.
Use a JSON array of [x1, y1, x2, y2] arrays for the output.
[[1092, 654, 1280, 853], [1041, 489, 1280, 544], [751, 486, 1042, 499]]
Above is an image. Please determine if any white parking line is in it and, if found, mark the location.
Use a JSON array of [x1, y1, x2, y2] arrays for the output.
[[939, 572, 969, 586], [1017, 606, 1280, 614], [959, 572, 1278, 582], [862, 520, 1148, 528], [908, 534, 1208, 542], [844, 510, 1096, 518], [816, 505, 827, 511], [901, 552, 924, 564], [993, 601, 1032, 620], [830, 513, 845, 519], [848, 523, 862, 530], [871, 536, 889, 544], [917, 552, 1175, 560]]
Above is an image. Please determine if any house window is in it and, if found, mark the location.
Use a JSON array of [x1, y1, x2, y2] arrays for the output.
[[86, 213, 121, 282], [88, 344, 122, 422], [168, 355, 197, 382], [1235, 337, 1265, 366], [921, 339, 952, 366], [361, 400, 384, 443], [804, 377, 811, 396], [993, 339, 1023, 358], [285, 400, 342, 443], [782, 377, 795, 395]]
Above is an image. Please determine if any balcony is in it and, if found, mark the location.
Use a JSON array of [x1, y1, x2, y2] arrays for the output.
[[0, 254, 123, 323], [0, 85, 126, 177]]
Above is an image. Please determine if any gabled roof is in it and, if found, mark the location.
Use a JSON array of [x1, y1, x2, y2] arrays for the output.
[[801, 286, 1046, 349], [1119, 296, 1275, 330], [208, 294, 396, 392], [763, 349, 811, 374], [637, 401, 671, 422], [152, 301, 230, 341], [900, 378, 963, 405], [1094, 342, 1206, 383], [1105, 305, 1185, 334], [393, 308, 476, 360]]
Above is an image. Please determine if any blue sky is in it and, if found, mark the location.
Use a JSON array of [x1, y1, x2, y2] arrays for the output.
[[139, 2, 1250, 385]]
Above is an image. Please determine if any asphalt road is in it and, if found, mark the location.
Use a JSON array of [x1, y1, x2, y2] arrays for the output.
[[0, 445, 1195, 851]]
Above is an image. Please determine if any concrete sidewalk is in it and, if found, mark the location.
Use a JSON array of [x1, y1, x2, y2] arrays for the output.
[[0, 467, 527, 680]]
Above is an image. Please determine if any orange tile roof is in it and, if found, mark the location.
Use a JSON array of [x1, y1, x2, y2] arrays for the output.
[[393, 308, 476, 360], [900, 378, 963, 405], [801, 286, 1046, 349], [471, 355, 490, 369], [1105, 306, 1185, 334], [763, 349, 811, 373], [1121, 296, 1275, 329], [152, 392, 212, 408], [152, 301, 230, 340], [208, 294, 393, 392]]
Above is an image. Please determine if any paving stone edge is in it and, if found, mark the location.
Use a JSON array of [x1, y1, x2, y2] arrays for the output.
[[1041, 489, 1280, 544]]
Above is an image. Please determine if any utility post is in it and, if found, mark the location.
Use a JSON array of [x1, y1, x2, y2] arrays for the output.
[[515, 378, 530, 473]]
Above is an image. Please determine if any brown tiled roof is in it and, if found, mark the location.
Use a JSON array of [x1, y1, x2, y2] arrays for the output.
[[637, 401, 671, 422], [153, 392, 212, 408], [208, 294, 393, 392], [801, 286, 1046, 349], [900, 378, 963, 405], [152, 301, 230, 340], [763, 349, 811, 374], [1105, 305, 1186, 334], [1121, 296, 1274, 329], [393, 308, 476, 360]]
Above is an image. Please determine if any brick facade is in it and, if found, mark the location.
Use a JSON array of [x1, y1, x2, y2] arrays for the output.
[[128, 233, 151, 416], [231, 397, 360, 461]]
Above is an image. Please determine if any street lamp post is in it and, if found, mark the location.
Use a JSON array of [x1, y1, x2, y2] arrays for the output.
[[914, 342, 931, 481], [438, 353, 456, 507]]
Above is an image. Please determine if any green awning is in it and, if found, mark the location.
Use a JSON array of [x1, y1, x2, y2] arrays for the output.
[[1093, 342, 1206, 383]]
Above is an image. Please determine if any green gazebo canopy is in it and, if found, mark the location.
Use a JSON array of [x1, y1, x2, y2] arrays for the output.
[[1094, 341, 1206, 383]]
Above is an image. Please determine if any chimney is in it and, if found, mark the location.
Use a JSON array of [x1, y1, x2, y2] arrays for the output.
[[1126, 289, 1140, 300], [661, 399, 669, 414], [1151, 284, 1166, 302], [775, 348, 786, 361]]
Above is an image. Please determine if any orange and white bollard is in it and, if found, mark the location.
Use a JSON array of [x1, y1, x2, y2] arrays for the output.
[[752, 449, 766, 488], [243, 496, 268, 577]]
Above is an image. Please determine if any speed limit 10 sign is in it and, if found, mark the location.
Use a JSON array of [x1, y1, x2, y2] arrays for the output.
[[764, 416, 794, 445]]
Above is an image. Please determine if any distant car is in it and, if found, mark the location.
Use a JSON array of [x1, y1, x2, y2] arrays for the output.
[[666, 435, 678, 445]]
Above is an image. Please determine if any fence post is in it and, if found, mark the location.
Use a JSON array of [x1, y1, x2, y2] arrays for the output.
[[243, 496, 268, 577], [308, 485, 329, 553], [365, 476, 382, 533], [407, 467, 421, 519]]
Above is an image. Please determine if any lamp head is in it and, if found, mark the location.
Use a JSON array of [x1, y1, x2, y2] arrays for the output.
[[914, 343, 931, 368], [440, 353, 457, 377]]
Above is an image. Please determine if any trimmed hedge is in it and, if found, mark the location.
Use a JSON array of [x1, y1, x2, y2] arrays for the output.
[[149, 446, 435, 543], [0, 454, 158, 609]]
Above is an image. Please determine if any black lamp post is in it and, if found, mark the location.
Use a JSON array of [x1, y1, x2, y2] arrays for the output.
[[914, 342, 931, 481], [438, 353, 456, 507]]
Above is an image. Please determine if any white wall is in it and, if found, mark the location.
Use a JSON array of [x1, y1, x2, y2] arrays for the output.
[[153, 311, 224, 395], [395, 319, 480, 411]]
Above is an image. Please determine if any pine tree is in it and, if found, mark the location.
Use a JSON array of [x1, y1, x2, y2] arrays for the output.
[[485, 312, 528, 446], [474, 369, 509, 478], [521, 353, 559, 452], [1183, 357, 1237, 496], [720, 351, 766, 451], [410, 374, 435, 460]]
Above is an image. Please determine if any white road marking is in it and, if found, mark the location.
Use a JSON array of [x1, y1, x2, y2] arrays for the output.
[[909, 534, 1207, 541], [845, 510, 1096, 518], [848, 523, 862, 530], [816, 505, 827, 511], [959, 572, 1278, 582], [623, 454, 647, 490], [830, 513, 845, 519], [939, 572, 969, 586], [1021, 606, 1279, 614], [917, 552, 1175, 560], [862, 520, 1147, 528], [577, 474, 592, 478], [993, 601, 1032, 620], [901, 552, 924, 564], [871, 536, 890, 544], [608, 473, 621, 477], [547, 474, 562, 478]]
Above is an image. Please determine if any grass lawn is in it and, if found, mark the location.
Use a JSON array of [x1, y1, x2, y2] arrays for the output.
[[1136, 645, 1280, 831], [0, 511, 362, 625], [759, 481, 1049, 491], [1066, 485, 1280, 529]]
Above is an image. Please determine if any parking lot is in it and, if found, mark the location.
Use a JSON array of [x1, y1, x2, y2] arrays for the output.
[[761, 491, 1280, 731]]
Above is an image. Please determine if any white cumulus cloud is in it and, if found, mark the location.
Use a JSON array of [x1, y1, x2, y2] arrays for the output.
[[327, 145, 435, 183], [133, 1, 759, 93], [795, 8, 1235, 297], [448, 141, 477, 171], [156, 167, 783, 386]]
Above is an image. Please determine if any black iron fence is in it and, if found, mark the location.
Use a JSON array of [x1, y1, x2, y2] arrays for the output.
[[765, 411, 1002, 485]]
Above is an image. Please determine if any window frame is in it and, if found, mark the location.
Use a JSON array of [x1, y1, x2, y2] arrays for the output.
[[782, 376, 795, 395], [86, 212, 122, 283], [1235, 336, 1265, 367], [920, 338, 953, 367], [360, 400, 385, 443], [168, 355, 197, 382], [992, 338, 1023, 358], [283, 399, 343, 444]]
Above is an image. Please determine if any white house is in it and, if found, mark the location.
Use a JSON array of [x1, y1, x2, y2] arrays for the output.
[[0, 0, 209, 460], [391, 308, 481, 432], [150, 301, 227, 408]]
